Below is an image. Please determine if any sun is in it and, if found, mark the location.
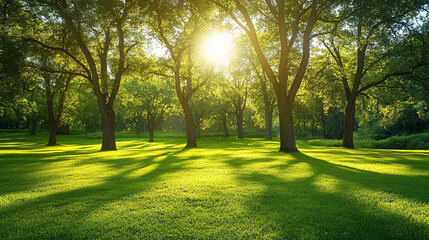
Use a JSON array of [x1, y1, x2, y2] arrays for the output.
[[203, 32, 233, 65]]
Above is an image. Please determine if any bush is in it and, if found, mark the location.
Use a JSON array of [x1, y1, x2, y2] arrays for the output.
[[374, 133, 429, 150], [306, 139, 342, 147], [306, 133, 429, 150]]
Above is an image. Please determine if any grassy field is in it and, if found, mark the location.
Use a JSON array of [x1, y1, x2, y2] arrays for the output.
[[0, 132, 428, 239]]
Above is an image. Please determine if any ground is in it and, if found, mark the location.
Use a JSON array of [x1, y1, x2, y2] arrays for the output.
[[0, 132, 428, 239]]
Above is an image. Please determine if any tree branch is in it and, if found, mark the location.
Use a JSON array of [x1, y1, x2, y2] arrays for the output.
[[23, 37, 90, 79]]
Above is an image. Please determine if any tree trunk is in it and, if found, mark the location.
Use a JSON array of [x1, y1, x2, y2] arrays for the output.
[[236, 110, 244, 139], [182, 103, 197, 147], [321, 104, 326, 139], [311, 119, 316, 136], [260, 75, 273, 140], [342, 97, 356, 148], [47, 96, 57, 145], [278, 95, 297, 152], [136, 120, 141, 135], [264, 105, 273, 140], [297, 122, 300, 138], [221, 112, 229, 137], [136, 115, 143, 135], [303, 121, 307, 135], [48, 121, 57, 145], [30, 111, 36, 135], [149, 128, 154, 142], [100, 105, 117, 151]]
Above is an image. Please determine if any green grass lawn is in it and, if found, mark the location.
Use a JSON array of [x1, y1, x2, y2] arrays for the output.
[[1, 132, 428, 239]]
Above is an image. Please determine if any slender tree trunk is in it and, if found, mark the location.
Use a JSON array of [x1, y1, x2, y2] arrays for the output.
[[136, 120, 140, 135], [30, 111, 36, 135], [136, 115, 143, 135], [221, 112, 229, 137], [265, 105, 273, 140], [278, 95, 297, 152], [342, 96, 356, 148], [148, 128, 154, 142], [47, 96, 57, 145], [236, 110, 244, 139], [303, 121, 307, 135], [297, 122, 300, 138], [311, 119, 316, 136], [100, 105, 116, 151], [182, 103, 197, 147], [321, 103, 326, 139], [259, 75, 273, 140]]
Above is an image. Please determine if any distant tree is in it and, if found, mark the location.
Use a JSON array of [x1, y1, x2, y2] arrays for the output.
[[253, 66, 276, 140], [225, 66, 249, 139], [122, 74, 175, 142], [148, 0, 212, 147]]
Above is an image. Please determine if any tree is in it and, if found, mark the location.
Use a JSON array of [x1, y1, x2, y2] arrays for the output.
[[26, 0, 138, 150], [24, 13, 79, 145], [321, 0, 428, 148], [223, 66, 249, 139], [122, 74, 174, 142], [38, 58, 74, 145], [253, 65, 276, 140], [211, 0, 322, 152], [148, 0, 211, 147]]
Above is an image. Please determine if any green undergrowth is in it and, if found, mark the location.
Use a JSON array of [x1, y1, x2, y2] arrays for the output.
[[0, 131, 428, 239], [307, 133, 429, 150], [84, 130, 270, 139]]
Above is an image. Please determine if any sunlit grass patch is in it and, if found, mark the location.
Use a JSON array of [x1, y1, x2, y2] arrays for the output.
[[0, 132, 428, 239]]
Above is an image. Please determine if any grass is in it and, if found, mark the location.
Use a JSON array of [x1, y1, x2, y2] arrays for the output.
[[0, 131, 428, 239]]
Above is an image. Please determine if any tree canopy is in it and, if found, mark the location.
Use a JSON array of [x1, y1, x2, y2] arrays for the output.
[[0, 0, 428, 151]]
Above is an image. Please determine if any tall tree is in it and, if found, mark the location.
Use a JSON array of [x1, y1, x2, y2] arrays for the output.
[[321, 0, 428, 148], [224, 66, 249, 139], [253, 66, 276, 140], [27, 0, 137, 150], [148, 1, 211, 147], [211, 0, 321, 152]]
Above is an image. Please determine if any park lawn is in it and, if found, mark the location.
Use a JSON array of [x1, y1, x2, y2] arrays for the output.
[[0, 132, 428, 239]]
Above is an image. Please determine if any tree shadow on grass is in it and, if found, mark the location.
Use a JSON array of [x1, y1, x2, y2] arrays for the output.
[[0, 138, 180, 196], [1, 135, 428, 239], [224, 150, 429, 239], [0, 146, 198, 239]]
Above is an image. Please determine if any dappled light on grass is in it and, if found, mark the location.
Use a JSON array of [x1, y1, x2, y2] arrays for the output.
[[313, 174, 340, 193], [0, 133, 428, 239], [303, 147, 429, 176], [347, 186, 429, 226]]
